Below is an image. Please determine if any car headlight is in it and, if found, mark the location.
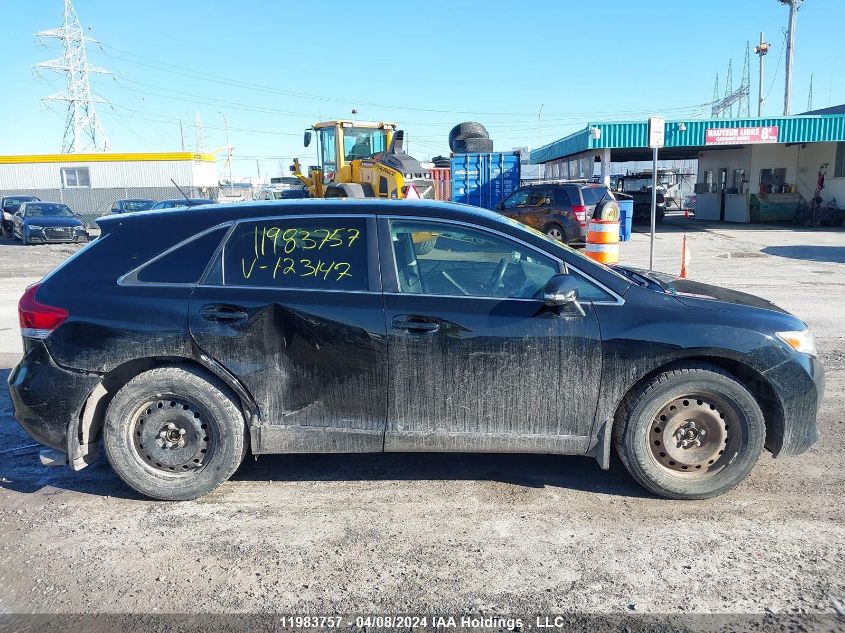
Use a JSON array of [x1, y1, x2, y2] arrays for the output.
[[27, 225, 44, 231], [776, 330, 817, 356]]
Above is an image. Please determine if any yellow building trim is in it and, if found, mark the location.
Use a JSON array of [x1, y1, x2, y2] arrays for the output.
[[0, 152, 217, 164]]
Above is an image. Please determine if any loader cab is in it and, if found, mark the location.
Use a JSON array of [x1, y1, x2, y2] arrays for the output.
[[308, 121, 395, 185]]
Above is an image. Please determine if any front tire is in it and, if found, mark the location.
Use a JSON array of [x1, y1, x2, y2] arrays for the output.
[[613, 363, 765, 500], [103, 366, 247, 501]]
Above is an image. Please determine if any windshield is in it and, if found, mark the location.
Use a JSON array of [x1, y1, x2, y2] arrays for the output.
[[621, 177, 653, 193], [24, 203, 74, 217], [343, 127, 388, 161], [3, 197, 35, 211], [122, 200, 154, 211], [499, 214, 631, 283]]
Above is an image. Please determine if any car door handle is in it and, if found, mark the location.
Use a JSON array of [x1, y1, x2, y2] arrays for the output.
[[200, 304, 248, 323], [392, 317, 440, 334]]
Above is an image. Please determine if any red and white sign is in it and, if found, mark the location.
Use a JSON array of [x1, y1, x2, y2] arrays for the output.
[[705, 126, 779, 145]]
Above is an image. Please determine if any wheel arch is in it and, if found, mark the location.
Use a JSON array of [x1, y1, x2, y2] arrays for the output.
[[590, 354, 784, 469], [623, 356, 782, 450], [68, 355, 259, 470]]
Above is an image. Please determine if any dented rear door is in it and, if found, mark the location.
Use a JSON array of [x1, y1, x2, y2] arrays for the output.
[[188, 214, 388, 452]]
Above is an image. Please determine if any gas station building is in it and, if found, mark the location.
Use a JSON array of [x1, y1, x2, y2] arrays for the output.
[[530, 112, 845, 222]]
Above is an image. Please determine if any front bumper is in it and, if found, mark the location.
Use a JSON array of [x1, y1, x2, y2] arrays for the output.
[[25, 228, 88, 244], [762, 353, 825, 456], [8, 340, 102, 454]]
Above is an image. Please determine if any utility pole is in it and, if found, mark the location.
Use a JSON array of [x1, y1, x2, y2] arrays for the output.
[[219, 111, 234, 195], [35, 0, 110, 152], [754, 32, 770, 117], [779, 0, 802, 116], [179, 120, 185, 151]]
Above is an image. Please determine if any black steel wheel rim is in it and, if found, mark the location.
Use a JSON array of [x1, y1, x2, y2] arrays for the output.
[[131, 397, 215, 474]]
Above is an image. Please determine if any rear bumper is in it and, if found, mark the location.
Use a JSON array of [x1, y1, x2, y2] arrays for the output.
[[8, 341, 102, 454], [763, 353, 824, 456]]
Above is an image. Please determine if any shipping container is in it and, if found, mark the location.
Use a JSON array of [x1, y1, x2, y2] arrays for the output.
[[450, 152, 520, 210], [430, 167, 451, 201]]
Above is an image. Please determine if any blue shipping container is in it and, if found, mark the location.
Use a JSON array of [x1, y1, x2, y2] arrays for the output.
[[450, 152, 520, 210]]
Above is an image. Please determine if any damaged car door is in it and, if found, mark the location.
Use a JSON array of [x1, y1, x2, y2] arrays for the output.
[[188, 214, 387, 453], [380, 217, 603, 453]]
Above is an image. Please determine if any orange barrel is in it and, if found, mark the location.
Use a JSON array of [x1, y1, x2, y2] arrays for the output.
[[587, 219, 620, 244], [585, 241, 619, 265]]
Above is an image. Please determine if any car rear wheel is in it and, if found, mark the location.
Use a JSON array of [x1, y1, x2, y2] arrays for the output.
[[542, 223, 565, 242], [613, 363, 765, 499], [103, 366, 247, 501]]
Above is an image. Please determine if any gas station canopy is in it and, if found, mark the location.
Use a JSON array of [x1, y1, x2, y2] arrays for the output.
[[530, 113, 845, 164]]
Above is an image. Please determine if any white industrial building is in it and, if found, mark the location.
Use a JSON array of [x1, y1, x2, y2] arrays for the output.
[[0, 152, 218, 222]]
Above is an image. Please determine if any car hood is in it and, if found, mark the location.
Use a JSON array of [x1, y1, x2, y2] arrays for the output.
[[614, 265, 789, 314], [25, 216, 83, 228]]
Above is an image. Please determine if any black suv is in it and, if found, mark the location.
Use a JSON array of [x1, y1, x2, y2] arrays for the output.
[[9, 200, 822, 501], [1, 195, 40, 238], [496, 182, 617, 245]]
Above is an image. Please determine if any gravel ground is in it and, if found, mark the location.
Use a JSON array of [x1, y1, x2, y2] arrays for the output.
[[0, 220, 843, 626]]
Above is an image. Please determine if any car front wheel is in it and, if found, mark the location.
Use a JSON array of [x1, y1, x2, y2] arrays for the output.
[[613, 363, 765, 499], [103, 366, 247, 501]]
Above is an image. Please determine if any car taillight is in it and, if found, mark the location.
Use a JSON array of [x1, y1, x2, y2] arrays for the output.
[[572, 204, 587, 226], [19, 283, 68, 339]]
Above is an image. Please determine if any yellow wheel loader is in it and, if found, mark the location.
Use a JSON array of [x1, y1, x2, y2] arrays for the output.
[[291, 120, 435, 200]]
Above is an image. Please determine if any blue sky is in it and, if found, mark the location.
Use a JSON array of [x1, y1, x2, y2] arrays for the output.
[[1, 0, 843, 180]]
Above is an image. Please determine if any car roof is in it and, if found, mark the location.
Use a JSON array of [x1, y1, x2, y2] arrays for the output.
[[98, 199, 508, 234]]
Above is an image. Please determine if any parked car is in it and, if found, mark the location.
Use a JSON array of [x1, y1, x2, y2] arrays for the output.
[[1, 195, 40, 238], [11, 201, 88, 245], [9, 200, 822, 501], [496, 182, 618, 245], [110, 199, 155, 214], [150, 198, 214, 210], [254, 187, 309, 200]]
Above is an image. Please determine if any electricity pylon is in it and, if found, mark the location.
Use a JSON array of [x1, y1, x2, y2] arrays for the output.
[[34, 0, 110, 152]]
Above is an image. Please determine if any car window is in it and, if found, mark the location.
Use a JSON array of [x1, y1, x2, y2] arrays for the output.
[[389, 220, 560, 299], [564, 266, 617, 302], [580, 187, 601, 205], [529, 188, 553, 207], [208, 217, 369, 290], [135, 226, 229, 284], [23, 203, 73, 217], [501, 188, 531, 210]]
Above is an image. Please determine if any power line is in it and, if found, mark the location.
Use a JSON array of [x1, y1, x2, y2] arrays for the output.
[[92, 41, 714, 120]]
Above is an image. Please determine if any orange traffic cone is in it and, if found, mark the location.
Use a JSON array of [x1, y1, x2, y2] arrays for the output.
[[680, 234, 690, 279]]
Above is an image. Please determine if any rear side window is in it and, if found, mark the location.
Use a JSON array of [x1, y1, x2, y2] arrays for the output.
[[564, 185, 582, 206], [580, 187, 601, 205], [209, 217, 369, 290], [135, 226, 228, 284]]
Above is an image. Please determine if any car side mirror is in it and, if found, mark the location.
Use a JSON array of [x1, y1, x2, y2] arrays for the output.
[[303, 130, 312, 147], [14, 211, 22, 218], [543, 274, 585, 315]]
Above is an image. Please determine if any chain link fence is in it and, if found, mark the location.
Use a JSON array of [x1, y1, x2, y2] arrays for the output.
[[0, 186, 221, 228]]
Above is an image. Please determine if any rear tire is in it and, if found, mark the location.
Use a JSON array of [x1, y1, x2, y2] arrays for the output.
[[103, 366, 247, 501], [448, 122, 489, 149], [541, 223, 565, 242], [613, 363, 765, 500], [452, 137, 494, 154]]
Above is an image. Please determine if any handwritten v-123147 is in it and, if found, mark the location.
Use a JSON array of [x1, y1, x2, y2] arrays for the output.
[[222, 218, 369, 290]]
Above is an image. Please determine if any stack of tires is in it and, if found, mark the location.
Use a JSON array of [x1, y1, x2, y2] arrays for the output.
[[449, 122, 493, 154]]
